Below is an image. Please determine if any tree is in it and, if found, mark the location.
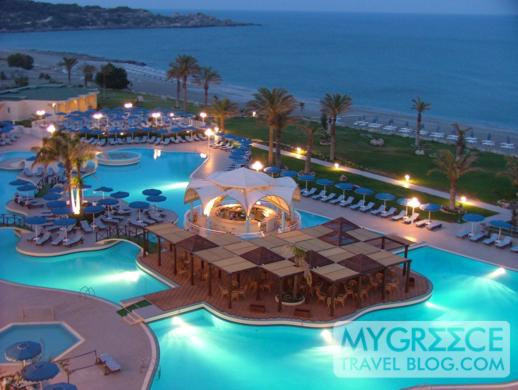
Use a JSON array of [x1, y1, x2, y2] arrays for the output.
[[95, 63, 129, 90], [208, 98, 238, 133], [247, 88, 297, 167], [411, 97, 431, 152], [166, 63, 181, 108], [299, 119, 319, 174], [291, 246, 312, 300], [60, 57, 78, 84], [7, 53, 34, 70], [320, 93, 352, 161], [452, 123, 470, 157], [501, 156, 518, 226], [175, 55, 199, 111], [81, 64, 96, 87], [194, 66, 221, 106], [428, 150, 479, 210]]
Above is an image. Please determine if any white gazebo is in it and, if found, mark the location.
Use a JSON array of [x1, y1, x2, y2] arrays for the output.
[[184, 167, 301, 238]]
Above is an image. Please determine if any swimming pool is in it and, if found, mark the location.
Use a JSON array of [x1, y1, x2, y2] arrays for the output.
[[0, 323, 81, 363], [149, 246, 518, 390]]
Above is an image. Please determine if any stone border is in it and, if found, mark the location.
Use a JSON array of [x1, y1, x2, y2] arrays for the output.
[[0, 320, 85, 366]]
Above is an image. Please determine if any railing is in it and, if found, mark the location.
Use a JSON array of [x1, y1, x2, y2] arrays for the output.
[[0, 213, 27, 229], [94, 223, 146, 244]]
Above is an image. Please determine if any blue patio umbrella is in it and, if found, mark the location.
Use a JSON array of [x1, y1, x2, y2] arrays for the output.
[[5, 341, 42, 363], [47, 200, 66, 209], [463, 213, 485, 235], [142, 189, 162, 196], [25, 215, 47, 237], [419, 203, 441, 221], [129, 201, 150, 221], [84, 204, 104, 214], [54, 217, 76, 227], [95, 186, 113, 199], [98, 198, 118, 206], [397, 198, 411, 215], [280, 170, 297, 178], [51, 207, 71, 216], [43, 383, 78, 390], [264, 166, 281, 176], [111, 191, 130, 199], [297, 173, 315, 190], [22, 361, 59, 382], [9, 179, 29, 186], [316, 178, 334, 193], [18, 184, 37, 192], [25, 156, 36, 162], [147, 195, 166, 203], [48, 187, 64, 194], [490, 220, 512, 239], [43, 193, 61, 201], [375, 192, 396, 209], [355, 187, 374, 201], [335, 182, 354, 196]]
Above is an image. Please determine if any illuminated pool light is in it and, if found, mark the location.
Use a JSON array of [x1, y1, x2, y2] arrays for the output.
[[487, 267, 506, 279]]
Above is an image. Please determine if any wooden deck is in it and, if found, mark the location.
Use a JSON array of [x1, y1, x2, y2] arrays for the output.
[[141, 252, 431, 324]]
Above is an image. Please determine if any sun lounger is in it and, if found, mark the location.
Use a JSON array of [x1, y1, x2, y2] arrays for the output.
[[141, 216, 156, 225], [360, 202, 374, 212], [63, 233, 83, 247], [482, 233, 498, 245], [129, 218, 147, 228], [370, 205, 385, 215], [302, 188, 317, 197], [148, 212, 164, 222], [415, 219, 430, 228], [329, 194, 345, 205], [23, 168, 33, 177], [380, 207, 397, 218], [51, 232, 65, 246], [469, 231, 486, 242], [80, 220, 93, 233], [350, 200, 365, 210], [495, 236, 512, 248], [511, 246, 518, 253], [339, 196, 355, 207], [312, 190, 326, 200], [35, 231, 51, 245], [97, 353, 121, 375], [94, 218, 107, 230], [321, 193, 336, 202], [456, 229, 470, 239], [426, 221, 442, 231]]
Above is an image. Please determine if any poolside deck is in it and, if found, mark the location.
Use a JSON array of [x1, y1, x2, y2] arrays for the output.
[[140, 251, 431, 324]]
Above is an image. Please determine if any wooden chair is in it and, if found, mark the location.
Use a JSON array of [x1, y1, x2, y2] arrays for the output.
[[218, 285, 229, 299], [315, 288, 328, 305]]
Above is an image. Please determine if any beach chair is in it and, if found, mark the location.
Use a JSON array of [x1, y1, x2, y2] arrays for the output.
[[51, 232, 65, 246], [63, 233, 83, 247], [302, 187, 316, 197], [392, 211, 406, 221], [80, 220, 93, 233], [312, 190, 326, 200], [427, 221, 442, 231], [380, 207, 397, 218], [129, 217, 147, 228], [370, 205, 385, 215], [321, 193, 336, 202], [94, 218, 107, 230], [469, 231, 486, 242], [329, 194, 344, 205], [97, 353, 121, 375], [339, 196, 355, 207], [511, 245, 518, 253], [415, 219, 430, 228], [482, 233, 498, 245], [456, 229, 470, 239], [495, 236, 512, 248], [403, 213, 420, 224], [350, 199, 365, 210], [23, 167, 33, 177], [360, 202, 374, 212], [35, 231, 51, 246]]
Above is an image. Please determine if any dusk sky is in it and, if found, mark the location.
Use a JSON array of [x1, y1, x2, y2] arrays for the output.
[[46, 0, 518, 14]]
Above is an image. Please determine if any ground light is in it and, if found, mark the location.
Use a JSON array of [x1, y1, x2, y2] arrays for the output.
[[487, 267, 506, 279], [124, 102, 133, 109], [250, 160, 263, 172], [46, 124, 56, 134]]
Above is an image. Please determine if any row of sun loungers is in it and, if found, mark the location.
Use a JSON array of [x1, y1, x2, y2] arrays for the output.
[[81, 134, 207, 146], [457, 229, 516, 251], [0, 133, 19, 146], [32, 230, 84, 247]]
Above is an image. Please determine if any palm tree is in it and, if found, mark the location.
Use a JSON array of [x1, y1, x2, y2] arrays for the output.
[[194, 67, 221, 106], [291, 246, 312, 300], [81, 64, 96, 87], [208, 98, 238, 133], [299, 119, 318, 174], [175, 55, 199, 111], [166, 63, 181, 108], [320, 93, 352, 161], [60, 57, 78, 84], [502, 156, 518, 226], [428, 150, 479, 210], [452, 123, 470, 157], [247, 88, 297, 167], [411, 97, 431, 151], [70, 141, 95, 207]]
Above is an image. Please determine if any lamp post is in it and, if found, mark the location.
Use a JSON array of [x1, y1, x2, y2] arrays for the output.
[[408, 197, 421, 218], [200, 112, 207, 125], [151, 112, 161, 127], [46, 124, 56, 135], [251, 160, 263, 172], [124, 102, 133, 109], [92, 112, 103, 129], [205, 128, 214, 154]]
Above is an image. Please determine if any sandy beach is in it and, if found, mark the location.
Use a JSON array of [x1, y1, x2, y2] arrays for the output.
[[1, 48, 516, 150]]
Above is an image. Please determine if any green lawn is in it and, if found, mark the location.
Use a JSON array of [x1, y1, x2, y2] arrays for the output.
[[98, 89, 200, 113], [226, 117, 514, 205], [251, 148, 494, 223]]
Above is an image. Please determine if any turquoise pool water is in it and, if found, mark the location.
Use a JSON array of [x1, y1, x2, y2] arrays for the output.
[[0, 323, 80, 363], [150, 246, 518, 390]]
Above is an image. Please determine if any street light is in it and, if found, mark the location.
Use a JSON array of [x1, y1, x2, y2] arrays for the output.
[[124, 102, 133, 109], [334, 162, 340, 169], [35, 110, 46, 120], [46, 124, 56, 134], [251, 161, 263, 172], [200, 112, 207, 124], [252, 111, 257, 118], [408, 197, 421, 217], [151, 112, 161, 126], [205, 128, 214, 152]]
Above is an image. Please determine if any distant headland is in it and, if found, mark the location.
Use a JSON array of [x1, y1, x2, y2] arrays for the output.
[[0, 0, 256, 32]]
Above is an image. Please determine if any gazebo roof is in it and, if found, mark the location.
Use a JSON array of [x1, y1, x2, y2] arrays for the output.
[[312, 263, 359, 282], [262, 260, 304, 278], [177, 235, 217, 252], [339, 254, 385, 274], [303, 250, 334, 268], [145, 223, 194, 244], [347, 228, 383, 242], [241, 246, 285, 265], [249, 235, 288, 249]]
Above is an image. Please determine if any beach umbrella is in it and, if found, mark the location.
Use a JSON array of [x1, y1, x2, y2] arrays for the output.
[[462, 213, 485, 235], [335, 182, 354, 196], [398, 198, 411, 215], [51, 207, 71, 216], [18, 184, 37, 192], [43, 383, 77, 390], [147, 195, 166, 211], [280, 170, 297, 178], [419, 203, 441, 222], [25, 216, 47, 238], [48, 186, 64, 194], [25, 156, 36, 162], [355, 187, 374, 201], [84, 204, 104, 229], [9, 178, 29, 186], [98, 198, 118, 218], [5, 341, 41, 363], [297, 173, 315, 190], [43, 193, 61, 201], [53, 217, 76, 242], [46, 200, 66, 209], [111, 191, 130, 199], [375, 192, 396, 210], [142, 188, 162, 196], [264, 166, 281, 176], [316, 178, 334, 193], [22, 361, 59, 383], [129, 201, 149, 222], [94, 186, 113, 199], [489, 220, 512, 239]]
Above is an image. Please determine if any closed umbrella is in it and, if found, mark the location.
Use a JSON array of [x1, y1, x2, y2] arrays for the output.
[[316, 178, 334, 193], [489, 220, 512, 239], [5, 341, 42, 363], [129, 201, 150, 222], [22, 361, 59, 383], [355, 187, 374, 201], [463, 213, 485, 235], [375, 192, 396, 211]]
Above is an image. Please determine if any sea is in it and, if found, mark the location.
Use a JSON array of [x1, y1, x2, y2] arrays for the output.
[[0, 11, 517, 131]]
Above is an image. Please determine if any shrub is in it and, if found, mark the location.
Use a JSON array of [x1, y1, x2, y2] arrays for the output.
[[95, 63, 129, 90], [7, 53, 34, 70]]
